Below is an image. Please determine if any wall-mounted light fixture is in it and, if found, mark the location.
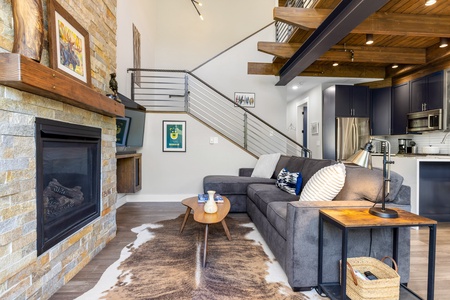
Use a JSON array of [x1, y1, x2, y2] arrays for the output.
[[191, 0, 204, 20], [425, 0, 437, 6], [439, 37, 448, 48], [365, 34, 374, 45]]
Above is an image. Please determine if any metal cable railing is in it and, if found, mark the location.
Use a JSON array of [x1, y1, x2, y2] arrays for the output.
[[276, 0, 318, 42], [128, 69, 311, 158]]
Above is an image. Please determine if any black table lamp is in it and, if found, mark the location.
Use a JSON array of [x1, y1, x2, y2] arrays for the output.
[[347, 138, 399, 218]]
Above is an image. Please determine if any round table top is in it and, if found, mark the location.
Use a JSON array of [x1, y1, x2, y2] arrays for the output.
[[182, 196, 230, 225]]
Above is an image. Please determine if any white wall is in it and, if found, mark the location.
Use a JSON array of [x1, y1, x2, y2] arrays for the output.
[[116, 0, 157, 98], [115, 0, 287, 201], [153, 0, 277, 70], [193, 26, 287, 131], [286, 85, 324, 158], [131, 113, 256, 201]]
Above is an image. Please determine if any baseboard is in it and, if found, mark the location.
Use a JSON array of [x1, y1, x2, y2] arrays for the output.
[[125, 194, 195, 202]]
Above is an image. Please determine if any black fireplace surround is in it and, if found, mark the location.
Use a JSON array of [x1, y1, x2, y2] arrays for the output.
[[36, 118, 101, 255]]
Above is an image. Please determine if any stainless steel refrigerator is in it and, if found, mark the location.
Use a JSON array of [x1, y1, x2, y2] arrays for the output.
[[336, 117, 371, 161], [323, 117, 371, 161]]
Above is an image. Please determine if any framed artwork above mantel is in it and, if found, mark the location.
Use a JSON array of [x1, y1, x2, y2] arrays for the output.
[[47, 0, 91, 87]]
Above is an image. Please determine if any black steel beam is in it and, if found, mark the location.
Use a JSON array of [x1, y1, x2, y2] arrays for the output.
[[276, 0, 389, 86]]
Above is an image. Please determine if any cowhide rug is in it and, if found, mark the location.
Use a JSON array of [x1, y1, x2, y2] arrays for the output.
[[77, 215, 316, 300]]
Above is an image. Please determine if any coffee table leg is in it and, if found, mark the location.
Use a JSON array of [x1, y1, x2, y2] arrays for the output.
[[179, 207, 191, 234], [221, 219, 232, 241], [203, 224, 209, 267]]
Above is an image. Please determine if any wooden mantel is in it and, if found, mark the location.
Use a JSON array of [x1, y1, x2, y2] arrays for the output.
[[0, 53, 124, 117]]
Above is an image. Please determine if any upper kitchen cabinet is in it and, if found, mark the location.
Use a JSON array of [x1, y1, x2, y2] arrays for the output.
[[410, 71, 444, 113], [371, 87, 391, 135], [332, 85, 370, 118], [391, 82, 410, 135]]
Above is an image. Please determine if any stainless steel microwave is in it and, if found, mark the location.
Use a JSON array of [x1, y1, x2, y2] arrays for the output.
[[407, 108, 442, 132]]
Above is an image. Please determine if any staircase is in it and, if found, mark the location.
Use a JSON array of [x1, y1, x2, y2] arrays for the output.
[[127, 69, 311, 158]]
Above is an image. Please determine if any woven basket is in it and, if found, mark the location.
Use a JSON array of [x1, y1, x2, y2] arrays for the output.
[[341, 256, 400, 300]]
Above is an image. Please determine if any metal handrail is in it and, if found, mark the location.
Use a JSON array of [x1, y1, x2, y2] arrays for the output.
[[127, 68, 311, 157]]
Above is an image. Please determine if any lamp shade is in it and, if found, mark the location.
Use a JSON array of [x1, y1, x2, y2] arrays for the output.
[[347, 142, 372, 169]]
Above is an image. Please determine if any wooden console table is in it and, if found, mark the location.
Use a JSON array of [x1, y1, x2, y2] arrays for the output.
[[318, 208, 437, 300]]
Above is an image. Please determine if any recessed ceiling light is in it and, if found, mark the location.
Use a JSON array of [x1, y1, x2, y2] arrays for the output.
[[392, 64, 399, 69], [333, 62, 339, 67], [425, 0, 437, 6], [439, 37, 448, 48], [292, 85, 299, 90], [365, 34, 374, 45]]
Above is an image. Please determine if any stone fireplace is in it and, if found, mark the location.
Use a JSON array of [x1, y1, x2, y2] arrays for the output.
[[35, 118, 102, 255], [0, 0, 120, 298]]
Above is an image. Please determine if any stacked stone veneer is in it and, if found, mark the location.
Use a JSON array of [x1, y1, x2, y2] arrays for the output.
[[0, 0, 118, 299]]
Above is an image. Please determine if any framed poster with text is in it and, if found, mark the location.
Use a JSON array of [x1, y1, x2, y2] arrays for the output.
[[163, 121, 186, 152]]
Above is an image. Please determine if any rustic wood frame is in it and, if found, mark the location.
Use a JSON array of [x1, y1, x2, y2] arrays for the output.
[[48, 0, 91, 86]]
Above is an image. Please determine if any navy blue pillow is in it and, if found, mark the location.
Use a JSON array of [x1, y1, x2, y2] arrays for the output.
[[276, 168, 303, 195]]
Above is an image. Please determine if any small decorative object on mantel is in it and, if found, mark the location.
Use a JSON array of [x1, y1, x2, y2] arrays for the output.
[[204, 190, 218, 214], [107, 73, 120, 102], [11, 0, 44, 62]]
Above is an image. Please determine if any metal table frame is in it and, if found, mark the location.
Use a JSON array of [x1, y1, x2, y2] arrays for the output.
[[318, 209, 437, 300]]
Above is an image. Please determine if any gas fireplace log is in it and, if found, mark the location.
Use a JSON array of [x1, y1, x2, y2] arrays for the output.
[[43, 179, 84, 207]]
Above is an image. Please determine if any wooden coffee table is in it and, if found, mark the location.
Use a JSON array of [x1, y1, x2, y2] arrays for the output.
[[180, 196, 231, 267]]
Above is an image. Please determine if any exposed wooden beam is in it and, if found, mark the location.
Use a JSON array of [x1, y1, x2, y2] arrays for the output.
[[274, 7, 450, 37], [247, 62, 284, 75], [248, 62, 385, 78], [258, 42, 426, 64]]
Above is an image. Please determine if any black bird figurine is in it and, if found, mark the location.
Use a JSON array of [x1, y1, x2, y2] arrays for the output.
[[109, 73, 120, 102]]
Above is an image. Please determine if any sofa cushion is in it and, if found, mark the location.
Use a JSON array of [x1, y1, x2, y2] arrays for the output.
[[299, 158, 336, 189], [251, 153, 281, 178], [274, 155, 291, 178], [276, 168, 302, 195], [334, 166, 404, 202], [267, 202, 288, 240], [299, 163, 346, 201], [247, 184, 298, 217], [203, 175, 275, 195]]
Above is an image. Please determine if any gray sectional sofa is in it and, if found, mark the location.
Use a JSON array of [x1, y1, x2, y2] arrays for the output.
[[203, 155, 411, 291]]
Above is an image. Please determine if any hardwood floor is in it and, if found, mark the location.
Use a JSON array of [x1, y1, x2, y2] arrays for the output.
[[50, 202, 450, 299]]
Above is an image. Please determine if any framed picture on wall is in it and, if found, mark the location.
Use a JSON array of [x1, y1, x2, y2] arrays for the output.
[[133, 23, 141, 87], [48, 0, 91, 86], [234, 92, 255, 108], [163, 121, 186, 152]]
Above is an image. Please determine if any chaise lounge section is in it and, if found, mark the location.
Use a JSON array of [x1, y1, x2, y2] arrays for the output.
[[204, 155, 411, 290]]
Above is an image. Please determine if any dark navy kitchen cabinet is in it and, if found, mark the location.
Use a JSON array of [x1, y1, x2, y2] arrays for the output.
[[371, 87, 391, 135], [391, 82, 410, 135], [410, 71, 444, 112], [334, 85, 370, 118]]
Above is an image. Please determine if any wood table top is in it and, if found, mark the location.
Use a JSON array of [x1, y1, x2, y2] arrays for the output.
[[320, 208, 437, 228], [182, 196, 231, 225]]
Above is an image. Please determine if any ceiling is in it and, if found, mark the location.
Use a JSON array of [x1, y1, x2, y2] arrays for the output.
[[250, 0, 450, 91]]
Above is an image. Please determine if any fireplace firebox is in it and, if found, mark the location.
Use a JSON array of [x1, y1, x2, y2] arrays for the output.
[[36, 118, 101, 255]]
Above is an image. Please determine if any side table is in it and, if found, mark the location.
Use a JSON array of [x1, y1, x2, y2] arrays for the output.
[[318, 208, 437, 300]]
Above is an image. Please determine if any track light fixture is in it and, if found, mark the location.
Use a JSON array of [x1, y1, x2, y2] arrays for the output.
[[365, 34, 374, 45], [191, 0, 204, 20], [439, 37, 448, 48]]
